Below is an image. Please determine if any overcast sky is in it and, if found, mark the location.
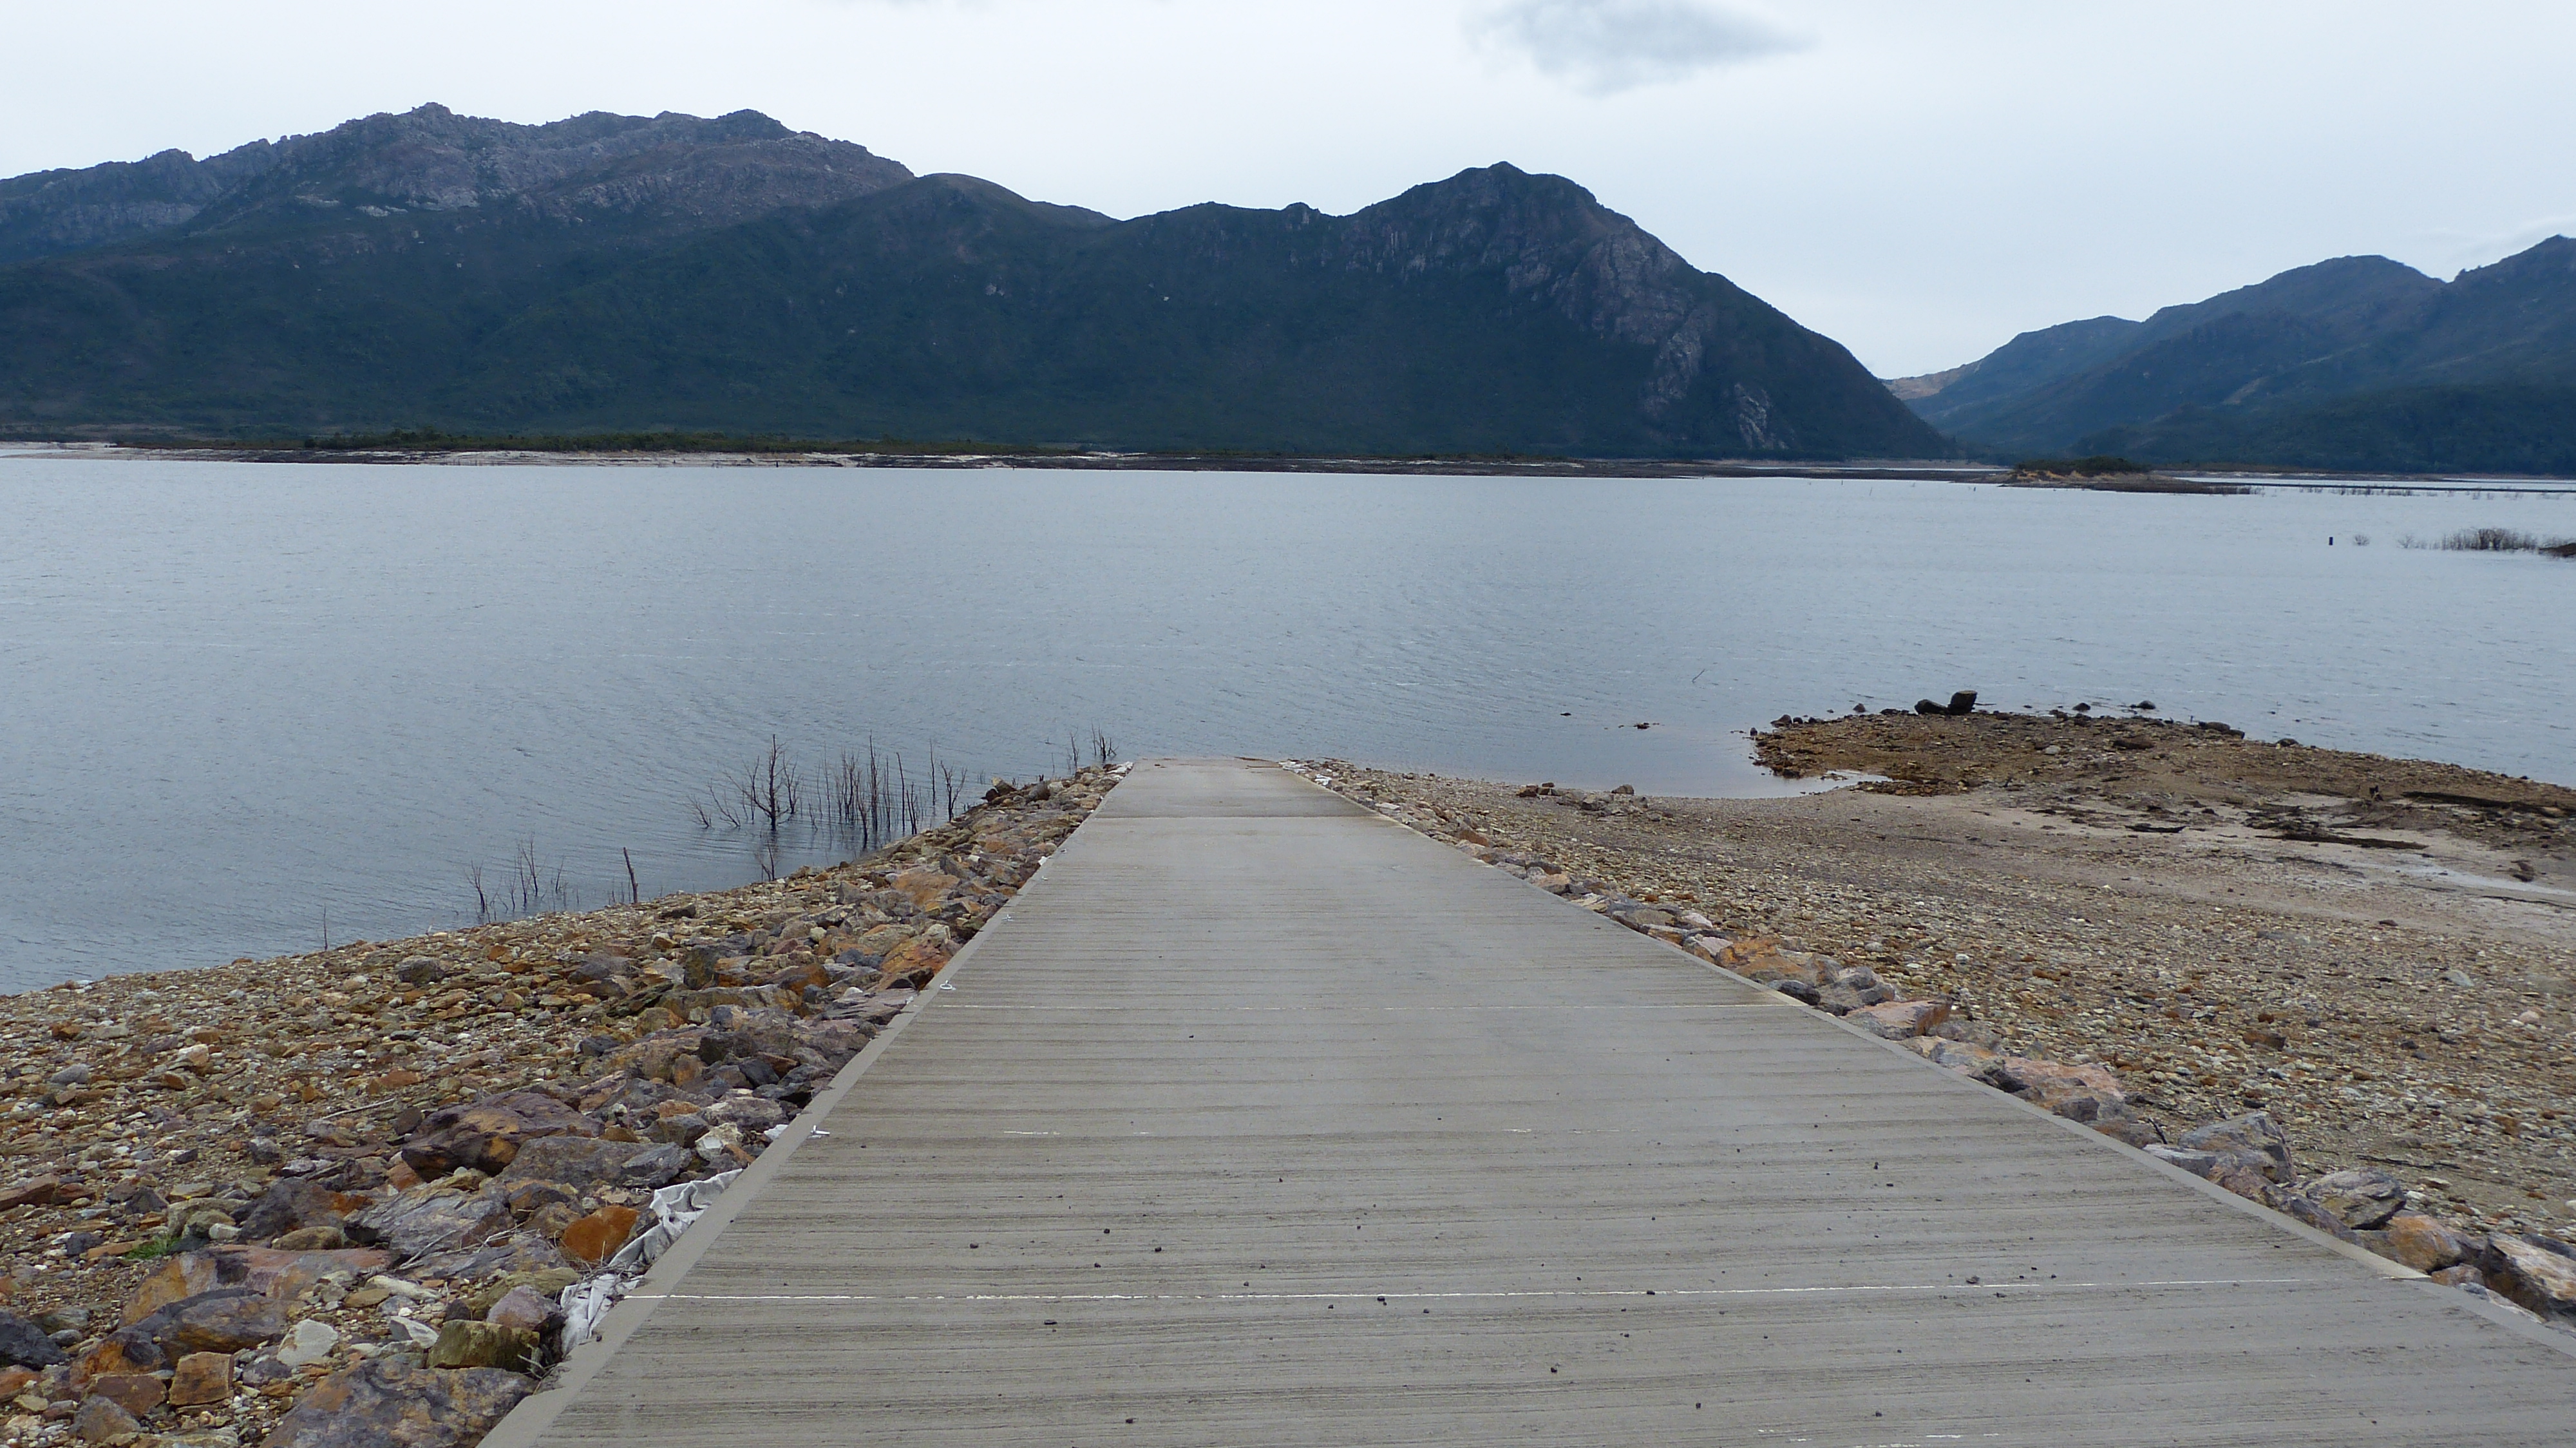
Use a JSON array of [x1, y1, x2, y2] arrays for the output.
[[8, 0, 2571, 375]]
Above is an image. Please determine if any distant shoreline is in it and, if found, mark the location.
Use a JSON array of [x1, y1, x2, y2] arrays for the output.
[[5, 440, 2573, 490], [3, 440, 1999, 482]]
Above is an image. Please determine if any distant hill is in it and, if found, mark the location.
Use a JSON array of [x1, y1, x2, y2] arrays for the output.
[[0, 105, 1946, 459], [1893, 242, 2576, 473]]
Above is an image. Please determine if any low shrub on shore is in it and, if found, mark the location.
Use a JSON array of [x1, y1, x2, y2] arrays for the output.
[[2010, 454, 2146, 477], [2398, 527, 2576, 557]]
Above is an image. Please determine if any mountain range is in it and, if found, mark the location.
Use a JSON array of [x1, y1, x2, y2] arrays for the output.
[[0, 105, 1944, 459], [1892, 242, 2576, 473]]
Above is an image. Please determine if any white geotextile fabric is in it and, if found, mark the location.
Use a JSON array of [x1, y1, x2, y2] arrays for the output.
[[557, 1168, 742, 1349]]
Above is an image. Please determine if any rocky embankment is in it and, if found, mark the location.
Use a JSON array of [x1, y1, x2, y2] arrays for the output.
[[1285, 752, 2576, 1339], [0, 766, 1121, 1447]]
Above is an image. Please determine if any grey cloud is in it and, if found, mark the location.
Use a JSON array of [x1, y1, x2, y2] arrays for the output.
[[1469, 0, 1805, 95]]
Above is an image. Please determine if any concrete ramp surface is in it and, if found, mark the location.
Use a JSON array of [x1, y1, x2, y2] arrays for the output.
[[491, 758, 2574, 1446]]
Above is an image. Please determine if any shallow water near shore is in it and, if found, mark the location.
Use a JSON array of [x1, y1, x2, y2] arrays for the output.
[[4, 455, 2571, 989]]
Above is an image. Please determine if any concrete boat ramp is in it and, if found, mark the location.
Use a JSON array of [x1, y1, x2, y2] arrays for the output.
[[489, 758, 2573, 1446]]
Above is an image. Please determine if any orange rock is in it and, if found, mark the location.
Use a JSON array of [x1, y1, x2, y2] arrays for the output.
[[0, 1176, 61, 1210], [769, 960, 831, 993], [1846, 1000, 1952, 1040], [1716, 935, 1783, 969], [384, 1159, 424, 1192], [86, 1371, 165, 1416], [0, 1366, 35, 1399], [168, 1351, 232, 1407], [80, 1336, 156, 1380], [2377, 1212, 2472, 1273], [878, 936, 952, 989], [889, 868, 953, 910], [374, 1069, 426, 1092], [123, 1244, 395, 1325], [557, 1205, 641, 1266]]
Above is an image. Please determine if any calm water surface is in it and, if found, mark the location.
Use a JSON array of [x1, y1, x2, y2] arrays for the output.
[[3, 456, 2570, 990]]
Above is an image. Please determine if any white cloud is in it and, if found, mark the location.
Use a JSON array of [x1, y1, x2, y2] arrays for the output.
[[1468, 0, 1805, 95]]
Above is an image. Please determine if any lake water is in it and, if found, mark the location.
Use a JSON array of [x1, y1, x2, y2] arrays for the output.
[[5, 455, 2571, 991]]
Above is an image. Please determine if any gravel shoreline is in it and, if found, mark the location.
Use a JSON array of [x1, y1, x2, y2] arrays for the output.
[[0, 766, 1122, 1446], [1288, 727, 2576, 1337], [7, 728, 2571, 1443]]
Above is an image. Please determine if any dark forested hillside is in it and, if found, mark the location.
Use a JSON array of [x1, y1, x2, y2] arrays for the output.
[[1892, 243, 2576, 472], [0, 106, 1946, 459]]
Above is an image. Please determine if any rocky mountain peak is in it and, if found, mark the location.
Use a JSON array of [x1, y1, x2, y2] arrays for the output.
[[194, 105, 912, 231], [1339, 164, 1802, 430], [0, 106, 914, 262]]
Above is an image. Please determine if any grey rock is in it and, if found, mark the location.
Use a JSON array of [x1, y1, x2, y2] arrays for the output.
[[483, 1286, 558, 1332], [91, 1325, 168, 1372], [274, 1319, 340, 1370], [395, 1089, 601, 1179], [617, 1145, 695, 1188], [240, 1178, 370, 1241], [347, 1185, 511, 1259], [652, 1112, 710, 1147], [1814, 978, 1894, 1015], [134, 1290, 289, 1355], [703, 1092, 788, 1135], [2176, 1111, 2295, 1182], [0, 1308, 70, 1367], [407, 1231, 567, 1285], [2280, 1194, 2364, 1244], [2489, 1234, 2576, 1320], [2145, 1145, 2224, 1177], [1768, 978, 1821, 1007], [1931, 1018, 2006, 1048], [2084, 1110, 2164, 1149], [493, 1135, 654, 1194], [262, 1358, 535, 1448], [425, 1320, 541, 1373], [70, 1394, 142, 1443], [2304, 1168, 2407, 1230]]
